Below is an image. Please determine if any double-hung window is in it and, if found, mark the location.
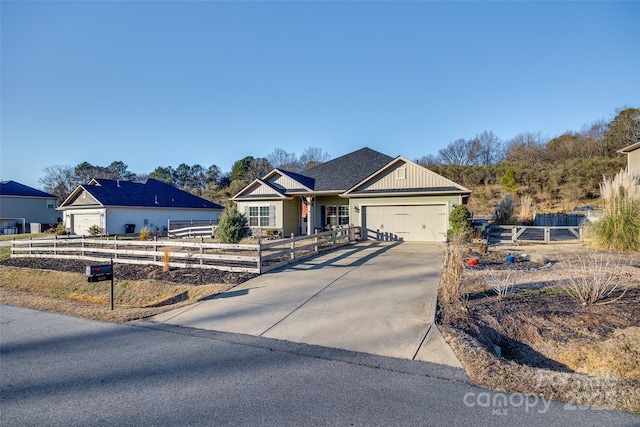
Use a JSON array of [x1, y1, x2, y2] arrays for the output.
[[249, 206, 271, 227], [325, 205, 350, 227]]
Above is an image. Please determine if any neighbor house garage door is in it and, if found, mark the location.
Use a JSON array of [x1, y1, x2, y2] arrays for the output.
[[71, 213, 101, 236], [363, 205, 447, 242]]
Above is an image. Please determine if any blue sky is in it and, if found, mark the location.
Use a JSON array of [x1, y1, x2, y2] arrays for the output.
[[2, 1, 639, 189]]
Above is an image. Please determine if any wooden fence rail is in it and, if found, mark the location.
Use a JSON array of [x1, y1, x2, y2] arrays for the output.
[[10, 226, 360, 274], [488, 225, 583, 244]]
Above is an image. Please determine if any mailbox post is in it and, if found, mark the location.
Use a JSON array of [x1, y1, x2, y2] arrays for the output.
[[86, 259, 114, 310]]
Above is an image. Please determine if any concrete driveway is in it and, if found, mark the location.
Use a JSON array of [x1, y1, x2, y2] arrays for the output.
[[150, 241, 462, 368]]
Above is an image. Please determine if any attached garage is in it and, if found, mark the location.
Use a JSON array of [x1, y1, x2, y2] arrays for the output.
[[70, 212, 103, 236], [362, 204, 447, 242]]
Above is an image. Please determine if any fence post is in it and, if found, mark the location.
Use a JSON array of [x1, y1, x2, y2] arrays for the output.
[[28, 237, 32, 256], [153, 236, 158, 262], [332, 230, 337, 247], [290, 233, 295, 260], [512, 227, 517, 244], [200, 237, 204, 266], [81, 235, 85, 257], [314, 229, 319, 254], [114, 235, 118, 260], [545, 227, 551, 243], [257, 239, 262, 273], [54, 234, 57, 256]]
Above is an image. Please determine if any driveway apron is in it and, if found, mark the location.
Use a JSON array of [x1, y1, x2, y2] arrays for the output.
[[150, 241, 462, 366]]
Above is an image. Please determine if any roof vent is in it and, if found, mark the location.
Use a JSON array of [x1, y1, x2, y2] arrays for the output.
[[155, 195, 159, 205], [116, 180, 121, 188]]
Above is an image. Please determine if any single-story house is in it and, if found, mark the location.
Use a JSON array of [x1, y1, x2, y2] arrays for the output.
[[619, 141, 640, 176], [232, 147, 471, 242], [58, 178, 224, 236], [0, 180, 60, 234]]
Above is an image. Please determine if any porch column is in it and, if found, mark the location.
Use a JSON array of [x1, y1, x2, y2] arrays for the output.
[[306, 196, 314, 236]]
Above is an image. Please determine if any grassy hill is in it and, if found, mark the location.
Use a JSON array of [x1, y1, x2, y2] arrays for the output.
[[431, 156, 627, 217]]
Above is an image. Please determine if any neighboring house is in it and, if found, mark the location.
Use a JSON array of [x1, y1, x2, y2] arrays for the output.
[[232, 147, 471, 242], [619, 141, 640, 175], [58, 178, 224, 236], [0, 180, 60, 234]]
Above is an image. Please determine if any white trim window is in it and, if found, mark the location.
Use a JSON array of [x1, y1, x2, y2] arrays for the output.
[[248, 206, 272, 227], [325, 205, 350, 227]]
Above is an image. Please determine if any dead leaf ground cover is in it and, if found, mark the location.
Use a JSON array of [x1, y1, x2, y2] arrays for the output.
[[438, 244, 640, 413]]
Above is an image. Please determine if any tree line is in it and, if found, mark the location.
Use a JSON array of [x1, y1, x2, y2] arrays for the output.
[[39, 147, 332, 205], [39, 107, 638, 207]]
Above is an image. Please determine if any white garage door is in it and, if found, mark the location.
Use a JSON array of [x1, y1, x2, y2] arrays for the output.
[[72, 213, 101, 236], [363, 205, 447, 242]]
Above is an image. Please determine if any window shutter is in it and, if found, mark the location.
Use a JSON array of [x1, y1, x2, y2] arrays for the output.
[[269, 205, 276, 227]]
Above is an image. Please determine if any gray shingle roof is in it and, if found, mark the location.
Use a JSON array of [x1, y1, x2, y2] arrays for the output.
[[296, 147, 393, 192], [69, 178, 223, 209], [0, 181, 57, 198]]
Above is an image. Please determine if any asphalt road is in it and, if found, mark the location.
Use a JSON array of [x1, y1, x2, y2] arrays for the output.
[[1, 304, 638, 426]]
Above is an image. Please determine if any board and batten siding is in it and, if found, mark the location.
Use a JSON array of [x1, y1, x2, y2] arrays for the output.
[[241, 182, 282, 197], [629, 148, 640, 175], [357, 161, 458, 192], [268, 174, 307, 192]]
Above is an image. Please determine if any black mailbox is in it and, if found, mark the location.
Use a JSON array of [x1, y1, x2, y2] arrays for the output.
[[86, 264, 113, 282]]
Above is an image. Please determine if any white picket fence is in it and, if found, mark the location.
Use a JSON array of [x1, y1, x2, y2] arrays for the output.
[[10, 226, 360, 274]]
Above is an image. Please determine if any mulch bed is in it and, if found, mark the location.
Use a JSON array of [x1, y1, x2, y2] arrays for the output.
[[0, 258, 257, 285]]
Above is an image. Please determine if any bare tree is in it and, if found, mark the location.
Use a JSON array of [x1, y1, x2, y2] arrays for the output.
[[38, 165, 78, 201], [247, 158, 273, 181], [475, 130, 504, 165], [417, 154, 441, 167], [299, 147, 330, 170], [437, 138, 481, 166], [267, 148, 300, 171], [504, 131, 548, 163]]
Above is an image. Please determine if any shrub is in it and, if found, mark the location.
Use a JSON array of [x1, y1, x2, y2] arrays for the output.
[[493, 194, 516, 225], [88, 225, 102, 236], [556, 250, 631, 305], [217, 207, 250, 244], [501, 167, 517, 192], [55, 223, 67, 235], [485, 269, 517, 300], [447, 205, 472, 243], [138, 227, 150, 241], [585, 168, 640, 252]]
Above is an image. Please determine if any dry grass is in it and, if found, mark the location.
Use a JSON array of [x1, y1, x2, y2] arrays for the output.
[[518, 194, 534, 224], [438, 244, 468, 320], [0, 266, 232, 322], [439, 244, 640, 413]]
